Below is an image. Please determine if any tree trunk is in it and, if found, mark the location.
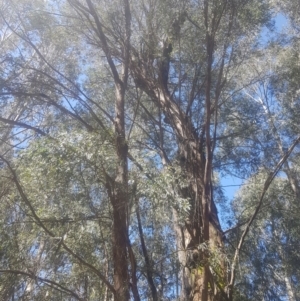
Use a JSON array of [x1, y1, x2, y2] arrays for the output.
[[129, 3, 230, 298], [176, 148, 225, 301], [131, 63, 226, 299], [112, 80, 130, 301], [82, 1, 132, 299]]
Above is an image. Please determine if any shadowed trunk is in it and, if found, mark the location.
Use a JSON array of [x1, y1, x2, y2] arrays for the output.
[[131, 59, 226, 300], [82, 0, 132, 299]]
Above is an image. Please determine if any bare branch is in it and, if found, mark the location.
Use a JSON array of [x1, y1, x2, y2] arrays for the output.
[[0, 269, 82, 300], [0, 92, 94, 131], [0, 116, 47, 136]]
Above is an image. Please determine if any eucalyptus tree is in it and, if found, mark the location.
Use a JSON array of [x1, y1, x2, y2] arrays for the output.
[[227, 171, 300, 301], [219, 15, 300, 300], [126, 0, 271, 300], [0, 0, 297, 301], [0, 0, 133, 300]]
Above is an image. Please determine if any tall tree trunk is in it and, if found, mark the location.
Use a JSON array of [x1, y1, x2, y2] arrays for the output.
[[110, 70, 130, 301], [131, 65, 225, 301], [81, 1, 132, 300], [129, 1, 233, 298], [110, 40, 130, 301], [174, 155, 224, 301]]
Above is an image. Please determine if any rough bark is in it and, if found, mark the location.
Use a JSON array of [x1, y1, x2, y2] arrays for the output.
[[128, 6, 228, 293], [137, 203, 158, 301], [131, 49, 226, 300], [82, 1, 132, 299]]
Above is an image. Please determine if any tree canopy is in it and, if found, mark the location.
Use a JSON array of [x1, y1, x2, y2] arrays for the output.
[[0, 0, 300, 300]]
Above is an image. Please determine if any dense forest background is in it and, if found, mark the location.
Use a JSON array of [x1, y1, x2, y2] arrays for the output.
[[0, 0, 300, 300]]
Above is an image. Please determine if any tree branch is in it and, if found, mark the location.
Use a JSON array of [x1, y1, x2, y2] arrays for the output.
[[0, 269, 82, 300], [0, 116, 47, 136], [0, 156, 116, 296], [227, 135, 300, 299]]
